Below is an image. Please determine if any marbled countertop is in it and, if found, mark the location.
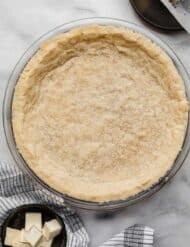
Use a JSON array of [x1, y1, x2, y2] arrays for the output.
[[0, 1, 190, 246]]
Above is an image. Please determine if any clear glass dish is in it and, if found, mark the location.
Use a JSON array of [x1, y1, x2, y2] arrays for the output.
[[3, 17, 190, 211]]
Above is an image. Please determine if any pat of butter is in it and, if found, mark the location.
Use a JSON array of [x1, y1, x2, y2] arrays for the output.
[[13, 242, 31, 247], [37, 236, 53, 247], [43, 219, 62, 240], [20, 229, 26, 242], [25, 213, 42, 231], [24, 226, 42, 247], [4, 227, 21, 246]]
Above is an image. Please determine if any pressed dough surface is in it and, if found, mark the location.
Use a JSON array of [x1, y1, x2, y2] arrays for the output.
[[12, 25, 188, 202]]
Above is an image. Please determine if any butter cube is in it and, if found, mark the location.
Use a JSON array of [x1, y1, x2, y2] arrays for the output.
[[24, 226, 42, 247], [13, 242, 31, 247], [37, 236, 53, 247], [25, 213, 42, 231], [43, 219, 62, 240], [4, 227, 21, 246], [20, 229, 26, 242]]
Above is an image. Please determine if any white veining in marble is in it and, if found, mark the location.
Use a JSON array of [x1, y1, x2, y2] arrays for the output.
[[0, 1, 190, 246]]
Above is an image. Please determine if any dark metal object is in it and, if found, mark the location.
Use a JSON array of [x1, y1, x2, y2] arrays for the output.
[[1, 204, 67, 247], [130, 0, 183, 30]]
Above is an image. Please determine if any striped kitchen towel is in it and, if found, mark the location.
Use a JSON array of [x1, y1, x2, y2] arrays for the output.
[[0, 162, 154, 247], [99, 225, 154, 247]]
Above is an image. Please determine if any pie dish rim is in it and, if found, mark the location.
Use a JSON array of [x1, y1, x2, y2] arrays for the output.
[[3, 17, 190, 211]]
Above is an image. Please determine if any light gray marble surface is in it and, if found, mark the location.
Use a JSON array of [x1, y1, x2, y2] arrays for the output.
[[0, 1, 190, 246]]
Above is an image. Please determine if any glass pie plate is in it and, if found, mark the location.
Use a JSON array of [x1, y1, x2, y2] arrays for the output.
[[3, 17, 190, 211]]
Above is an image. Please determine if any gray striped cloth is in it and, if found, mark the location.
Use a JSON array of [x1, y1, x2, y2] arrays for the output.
[[0, 162, 154, 247]]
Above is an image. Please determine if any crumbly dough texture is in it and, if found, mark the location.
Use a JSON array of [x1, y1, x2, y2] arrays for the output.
[[12, 25, 188, 202]]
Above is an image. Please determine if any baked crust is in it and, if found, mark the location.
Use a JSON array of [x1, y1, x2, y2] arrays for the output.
[[12, 25, 188, 202]]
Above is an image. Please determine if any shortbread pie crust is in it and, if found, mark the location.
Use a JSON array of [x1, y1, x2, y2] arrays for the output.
[[12, 25, 188, 202]]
